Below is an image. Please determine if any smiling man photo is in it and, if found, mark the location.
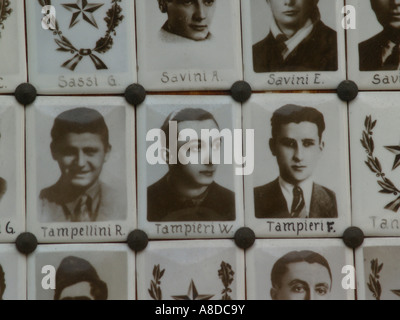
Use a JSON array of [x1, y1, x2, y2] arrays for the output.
[[147, 107, 235, 222], [157, 0, 216, 41], [252, 0, 338, 72], [39, 107, 125, 222], [254, 104, 337, 219]]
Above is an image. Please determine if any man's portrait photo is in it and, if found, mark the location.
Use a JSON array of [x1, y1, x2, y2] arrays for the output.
[[270, 250, 332, 300], [147, 107, 236, 222], [157, 0, 216, 42], [252, 0, 338, 72], [359, 0, 400, 71], [254, 104, 337, 219], [54, 256, 108, 300], [35, 105, 127, 223]]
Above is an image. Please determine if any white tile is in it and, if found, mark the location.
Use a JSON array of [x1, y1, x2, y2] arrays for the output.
[[0, 244, 26, 300]]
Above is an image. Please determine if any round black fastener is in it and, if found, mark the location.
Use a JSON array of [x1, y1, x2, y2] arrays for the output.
[[127, 229, 149, 252], [342, 227, 364, 249], [234, 227, 256, 250], [14, 83, 37, 105], [124, 84, 146, 106], [230, 81, 252, 103], [16, 232, 38, 255], [337, 80, 359, 102]]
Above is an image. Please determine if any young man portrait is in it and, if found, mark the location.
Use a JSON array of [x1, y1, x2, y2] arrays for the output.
[[254, 104, 338, 219], [53, 256, 108, 300], [157, 0, 216, 42], [252, 0, 338, 72], [147, 107, 236, 222], [359, 0, 400, 71], [270, 250, 332, 300], [39, 107, 125, 222]]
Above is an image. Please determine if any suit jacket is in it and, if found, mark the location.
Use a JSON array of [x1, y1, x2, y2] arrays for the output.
[[0, 177, 6, 201], [254, 178, 338, 219], [147, 174, 236, 222], [39, 180, 126, 222], [252, 20, 338, 72], [359, 30, 397, 71]]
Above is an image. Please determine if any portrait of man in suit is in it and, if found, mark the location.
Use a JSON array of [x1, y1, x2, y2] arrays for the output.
[[359, 0, 400, 71], [39, 107, 126, 222], [252, 0, 338, 72], [147, 107, 236, 222], [157, 0, 216, 42], [254, 104, 337, 219], [270, 250, 332, 300], [54, 256, 108, 300]]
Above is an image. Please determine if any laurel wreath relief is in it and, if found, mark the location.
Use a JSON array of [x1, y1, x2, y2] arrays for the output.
[[38, 0, 124, 71], [361, 115, 400, 212], [0, 0, 12, 38]]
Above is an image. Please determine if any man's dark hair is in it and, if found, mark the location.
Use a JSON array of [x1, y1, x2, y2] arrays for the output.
[[271, 104, 325, 141], [270, 250, 332, 290], [160, 108, 219, 150], [54, 256, 108, 300], [50, 107, 110, 154], [0, 264, 6, 300]]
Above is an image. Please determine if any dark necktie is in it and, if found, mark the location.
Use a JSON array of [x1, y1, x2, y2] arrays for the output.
[[275, 34, 288, 59], [383, 44, 400, 70], [72, 194, 92, 222], [291, 186, 305, 218]]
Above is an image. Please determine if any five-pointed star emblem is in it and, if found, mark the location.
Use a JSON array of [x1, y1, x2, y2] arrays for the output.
[[385, 144, 400, 170], [62, 0, 104, 29], [172, 280, 214, 300]]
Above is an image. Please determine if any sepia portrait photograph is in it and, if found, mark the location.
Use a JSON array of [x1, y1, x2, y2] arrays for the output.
[[0, 0, 27, 93], [0, 97, 25, 241], [349, 92, 400, 237], [136, 240, 245, 300], [28, 244, 135, 300], [135, 0, 243, 91], [26, 97, 136, 242], [25, 0, 137, 94], [356, 238, 400, 300], [243, 93, 351, 237], [347, 0, 400, 89], [0, 245, 26, 300], [137, 95, 244, 239], [246, 239, 354, 300], [242, 0, 345, 90]]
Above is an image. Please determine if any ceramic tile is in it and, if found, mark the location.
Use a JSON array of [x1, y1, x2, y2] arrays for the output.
[[0, 244, 26, 300], [347, 0, 400, 90], [26, 0, 137, 94], [135, 0, 243, 91], [26, 96, 136, 242], [27, 244, 135, 300], [136, 240, 245, 300], [349, 92, 400, 236], [137, 95, 244, 239], [0, 0, 27, 93], [355, 238, 400, 300], [0, 97, 25, 242], [242, 0, 346, 90], [244, 93, 351, 237], [246, 238, 354, 300]]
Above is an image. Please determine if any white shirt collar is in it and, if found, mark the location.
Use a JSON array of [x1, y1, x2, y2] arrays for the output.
[[270, 18, 314, 59], [278, 176, 313, 218], [382, 40, 400, 69]]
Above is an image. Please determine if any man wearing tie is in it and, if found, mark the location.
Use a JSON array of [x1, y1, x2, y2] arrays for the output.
[[39, 107, 125, 222], [359, 0, 400, 71], [254, 104, 337, 219]]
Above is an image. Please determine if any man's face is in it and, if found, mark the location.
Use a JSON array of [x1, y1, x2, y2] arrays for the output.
[[53, 132, 110, 189], [371, 0, 400, 29], [166, 0, 216, 40], [271, 261, 331, 300], [268, 0, 316, 31], [270, 121, 323, 185], [171, 119, 221, 188], [59, 281, 95, 300]]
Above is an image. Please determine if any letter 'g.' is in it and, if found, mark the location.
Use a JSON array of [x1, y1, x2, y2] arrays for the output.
[[41, 5, 56, 30]]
